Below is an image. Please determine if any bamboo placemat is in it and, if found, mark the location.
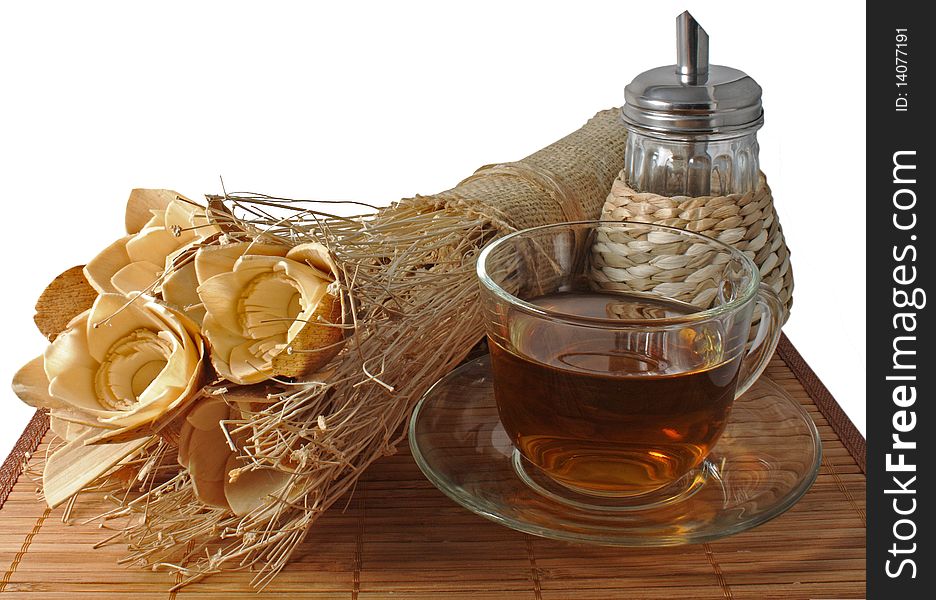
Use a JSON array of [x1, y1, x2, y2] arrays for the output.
[[0, 334, 865, 599]]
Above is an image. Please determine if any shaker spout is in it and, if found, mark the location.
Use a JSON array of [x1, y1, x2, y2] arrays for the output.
[[676, 11, 709, 84]]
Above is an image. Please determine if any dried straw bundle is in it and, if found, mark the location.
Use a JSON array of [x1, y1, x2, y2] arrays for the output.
[[74, 108, 629, 588]]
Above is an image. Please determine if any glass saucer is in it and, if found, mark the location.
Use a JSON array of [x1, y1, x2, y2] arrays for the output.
[[409, 355, 821, 546]]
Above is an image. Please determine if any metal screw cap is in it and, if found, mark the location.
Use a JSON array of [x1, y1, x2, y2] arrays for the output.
[[622, 11, 764, 136]]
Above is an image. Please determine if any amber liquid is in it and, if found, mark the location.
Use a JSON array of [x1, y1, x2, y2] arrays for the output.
[[489, 291, 741, 496]]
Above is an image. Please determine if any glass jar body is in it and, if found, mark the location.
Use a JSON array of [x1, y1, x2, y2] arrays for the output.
[[623, 128, 760, 197]]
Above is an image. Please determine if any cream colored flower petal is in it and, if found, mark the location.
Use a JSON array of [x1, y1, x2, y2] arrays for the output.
[[176, 354, 206, 408], [201, 313, 239, 359], [195, 244, 246, 285], [241, 273, 302, 340], [164, 200, 201, 245], [197, 258, 278, 335], [43, 312, 97, 377], [31, 285, 205, 448], [177, 398, 228, 469], [49, 415, 93, 442], [49, 407, 109, 430], [218, 338, 284, 384], [145, 298, 199, 347], [165, 200, 219, 244], [43, 428, 147, 509], [98, 374, 182, 430], [191, 475, 229, 510], [164, 243, 191, 270], [122, 337, 173, 395], [277, 258, 332, 297], [84, 236, 133, 295], [276, 261, 331, 343], [252, 336, 285, 363], [224, 454, 291, 517], [96, 390, 193, 434], [162, 257, 200, 302], [125, 225, 180, 265], [186, 420, 233, 510], [141, 210, 166, 230], [43, 314, 113, 418], [168, 299, 206, 345], [286, 243, 338, 281], [85, 424, 156, 444], [90, 381, 197, 444], [111, 260, 163, 296], [125, 189, 177, 234], [145, 332, 191, 391], [145, 315, 204, 416], [121, 387, 189, 428], [97, 404, 168, 431], [162, 262, 205, 324], [195, 243, 287, 285], [91, 320, 178, 415], [100, 351, 203, 431], [147, 303, 205, 393], [48, 364, 111, 418], [12, 356, 64, 410], [186, 397, 231, 431], [49, 415, 69, 440], [228, 339, 276, 385], [197, 271, 253, 335], [197, 216, 222, 240], [85, 294, 167, 364], [232, 254, 291, 271], [201, 316, 238, 379]]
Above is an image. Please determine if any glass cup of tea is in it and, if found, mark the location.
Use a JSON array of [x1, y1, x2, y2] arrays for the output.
[[477, 221, 783, 499]]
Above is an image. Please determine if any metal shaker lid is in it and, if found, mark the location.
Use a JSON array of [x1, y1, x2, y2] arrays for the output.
[[622, 12, 764, 136]]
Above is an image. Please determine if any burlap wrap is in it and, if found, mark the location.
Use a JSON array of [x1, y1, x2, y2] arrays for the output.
[[401, 108, 629, 232]]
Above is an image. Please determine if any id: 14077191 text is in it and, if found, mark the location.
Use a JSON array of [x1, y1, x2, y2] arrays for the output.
[[895, 29, 908, 112]]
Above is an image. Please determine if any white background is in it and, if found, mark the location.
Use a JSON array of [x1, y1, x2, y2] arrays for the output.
[[0, 0, 866, 462]]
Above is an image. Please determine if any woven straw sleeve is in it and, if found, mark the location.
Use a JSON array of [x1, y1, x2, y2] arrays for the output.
[[599, 171, 794, 320]]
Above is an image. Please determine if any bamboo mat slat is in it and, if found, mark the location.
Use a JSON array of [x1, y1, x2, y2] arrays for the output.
[[0, 334, 866, 599]]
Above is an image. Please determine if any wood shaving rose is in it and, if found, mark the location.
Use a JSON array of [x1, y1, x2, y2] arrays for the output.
[[195, 242, 344, 385]]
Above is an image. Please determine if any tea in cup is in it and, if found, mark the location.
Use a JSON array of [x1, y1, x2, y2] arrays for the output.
[[477, 221, 782, 497]]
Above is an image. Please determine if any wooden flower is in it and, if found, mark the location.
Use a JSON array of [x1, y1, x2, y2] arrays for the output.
[[195, 242, 344, 385], [177, 395, 292, 516], [13, 293, 206, 444], [84, 189, 219, 323], [12, 291, 208, 507]]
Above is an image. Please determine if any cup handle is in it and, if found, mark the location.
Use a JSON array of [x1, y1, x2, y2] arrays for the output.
[[734, 283, 784, 397]]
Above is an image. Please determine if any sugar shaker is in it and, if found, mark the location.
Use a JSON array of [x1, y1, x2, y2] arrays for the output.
[[622, 12, 763, 197]]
